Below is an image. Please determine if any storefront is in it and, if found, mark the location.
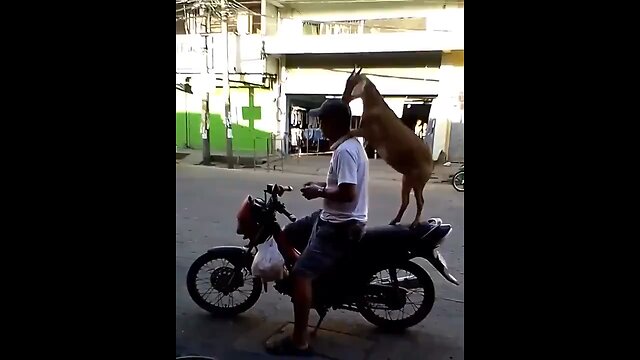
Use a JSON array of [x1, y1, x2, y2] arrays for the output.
[[279, 52, 441, 157]]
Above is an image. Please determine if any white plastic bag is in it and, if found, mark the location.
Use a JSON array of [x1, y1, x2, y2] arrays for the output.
[[251, 238, 285, 282]]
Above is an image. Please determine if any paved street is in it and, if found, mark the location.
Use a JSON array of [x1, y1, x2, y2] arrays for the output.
[[176, 164, 464, 360]]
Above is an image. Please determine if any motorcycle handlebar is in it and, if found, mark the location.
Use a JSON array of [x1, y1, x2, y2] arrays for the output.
[[266, 184, 293, 196], [278, 207, 297, 223]]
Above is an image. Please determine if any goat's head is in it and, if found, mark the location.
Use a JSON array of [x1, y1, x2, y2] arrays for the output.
[[341, 66, 366, 104]]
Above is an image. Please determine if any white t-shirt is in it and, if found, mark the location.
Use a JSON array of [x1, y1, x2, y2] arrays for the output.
[[320, 137, 369, 223]]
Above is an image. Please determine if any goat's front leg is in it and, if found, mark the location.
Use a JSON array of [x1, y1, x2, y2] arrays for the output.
[[390, 175, 411, 225], [349, 128, 366, 138]]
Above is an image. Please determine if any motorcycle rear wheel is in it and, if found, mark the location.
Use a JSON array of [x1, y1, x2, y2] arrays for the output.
[[358, 261, 435, 331], [186, 251, 261, 317]]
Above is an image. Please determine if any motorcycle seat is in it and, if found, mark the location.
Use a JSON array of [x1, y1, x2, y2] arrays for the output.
[[360, 221, 451, 245]]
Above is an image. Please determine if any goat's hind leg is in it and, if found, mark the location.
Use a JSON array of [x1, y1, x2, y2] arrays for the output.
[[409, 179, 428, 229]]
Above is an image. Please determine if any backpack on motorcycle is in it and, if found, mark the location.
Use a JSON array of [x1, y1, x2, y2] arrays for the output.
[[251, 238, 285, 282]]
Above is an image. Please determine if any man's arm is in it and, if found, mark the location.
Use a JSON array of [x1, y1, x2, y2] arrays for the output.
[[321, 183, 356, 203]]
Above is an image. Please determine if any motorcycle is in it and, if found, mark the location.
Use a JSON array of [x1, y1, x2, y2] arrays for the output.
[[452, 164, 464, 192], [186, 184, 459, 332]]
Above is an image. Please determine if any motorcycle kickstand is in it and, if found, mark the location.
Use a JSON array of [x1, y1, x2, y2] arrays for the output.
[[311, 310, 327, 337]]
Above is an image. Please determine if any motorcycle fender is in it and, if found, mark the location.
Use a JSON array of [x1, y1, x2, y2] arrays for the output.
[[207, 246, 254, 269], [424, 249, 460, 285]]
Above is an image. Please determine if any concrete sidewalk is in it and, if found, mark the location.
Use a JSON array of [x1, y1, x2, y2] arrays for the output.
[[177, 149, 461, 183]]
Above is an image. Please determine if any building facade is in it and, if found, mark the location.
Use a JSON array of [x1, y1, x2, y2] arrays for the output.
[[176, 0, 464, 161]]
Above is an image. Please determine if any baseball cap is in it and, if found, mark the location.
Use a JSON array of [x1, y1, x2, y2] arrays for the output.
[[310, 99, 352, 122]]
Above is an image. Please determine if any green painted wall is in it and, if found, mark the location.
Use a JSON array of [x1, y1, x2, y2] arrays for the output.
[[175, 111, 271, 153], [175, 112, 190, 148], [176, 87, 274, 154]]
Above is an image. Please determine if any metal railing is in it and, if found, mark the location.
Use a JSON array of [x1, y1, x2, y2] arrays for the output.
[[253, 135, 286, 172]]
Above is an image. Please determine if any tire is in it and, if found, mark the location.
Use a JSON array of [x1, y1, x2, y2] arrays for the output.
[[452, 171, 464, 192], [358, 261, 435, 331], [186, 251, 261, 317]]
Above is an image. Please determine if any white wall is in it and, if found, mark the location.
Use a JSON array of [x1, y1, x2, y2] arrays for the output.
[[264, 3, 279, 35], [438, 51, 464, 123], [176, 89, 201, 113], [429, 97, 448, 162], [174, 34, 267, 86], [265, 31, 463, 54], [174, 34, 262, 75], [430, 50, 464, 161], [176, 35, 211, 73]]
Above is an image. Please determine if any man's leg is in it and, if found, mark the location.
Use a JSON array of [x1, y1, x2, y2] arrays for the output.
[[288, 218, 349, 347], [266, 216, 362, 355], [291, 274, 312, 348], [289, 213, 324, 349], [265, 211, 321, 356]]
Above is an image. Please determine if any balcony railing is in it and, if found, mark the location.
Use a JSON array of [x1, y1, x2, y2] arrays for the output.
[[301, 17, 431, 36]]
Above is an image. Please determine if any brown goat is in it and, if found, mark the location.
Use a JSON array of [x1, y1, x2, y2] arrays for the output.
[[342, 67, 434, 228]]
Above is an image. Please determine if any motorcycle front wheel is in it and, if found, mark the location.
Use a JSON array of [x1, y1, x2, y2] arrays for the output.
[[357, 261, 435, 331], [186, 251, 261, 317], [452, 171, 464, 192]]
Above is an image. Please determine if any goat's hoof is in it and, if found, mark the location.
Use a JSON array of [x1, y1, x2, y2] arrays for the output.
[[389, 219, 400, 225], [409, 221, 420, 229]]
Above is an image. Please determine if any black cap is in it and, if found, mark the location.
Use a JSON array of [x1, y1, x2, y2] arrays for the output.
[[311, 99, 351, 122]]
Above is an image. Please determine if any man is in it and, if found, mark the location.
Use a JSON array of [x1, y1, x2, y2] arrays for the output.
[[266, 99, 369, 356]]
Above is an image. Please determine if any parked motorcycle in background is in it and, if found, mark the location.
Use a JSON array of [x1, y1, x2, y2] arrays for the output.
[[452, 164, 464, 192]]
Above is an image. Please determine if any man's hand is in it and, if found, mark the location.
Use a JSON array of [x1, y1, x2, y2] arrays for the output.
[[300, 184, 324, 200], [303, 181, 326, 188]]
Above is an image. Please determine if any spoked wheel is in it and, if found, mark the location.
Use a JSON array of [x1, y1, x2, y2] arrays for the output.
[[358, 261, 435, 331], [452, 172, 464, 192], [186, 252, 261, 317]]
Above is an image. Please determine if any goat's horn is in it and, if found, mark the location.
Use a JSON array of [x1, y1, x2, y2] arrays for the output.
[[356, 67, 363, 75]]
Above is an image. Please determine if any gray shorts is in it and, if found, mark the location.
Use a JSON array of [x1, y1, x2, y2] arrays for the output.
[[284, 209, 365, 280]]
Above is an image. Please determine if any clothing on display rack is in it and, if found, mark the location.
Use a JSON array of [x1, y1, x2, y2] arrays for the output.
[[290, 106, 307, 128], [304, 128, 322, 142], [290, 128, 303, 147], [307, 111, 319, 128], [288, 104, 329, 153]]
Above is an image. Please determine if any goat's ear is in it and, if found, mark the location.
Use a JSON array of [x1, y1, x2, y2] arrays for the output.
[[350, 78, 366, 98]]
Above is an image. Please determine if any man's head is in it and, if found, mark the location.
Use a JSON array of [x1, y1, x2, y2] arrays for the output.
[[314, 99, 352, 141], [341, 66, 366, 104]]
